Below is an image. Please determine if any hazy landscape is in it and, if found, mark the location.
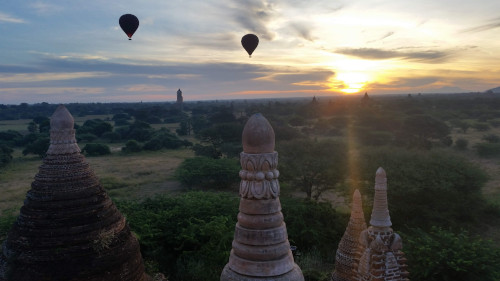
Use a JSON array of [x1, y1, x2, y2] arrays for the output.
[[2, 0, 500, 280], [1, 93, 500, 280]]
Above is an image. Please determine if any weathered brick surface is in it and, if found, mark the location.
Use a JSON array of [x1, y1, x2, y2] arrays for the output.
[[0, 105, 149, 281]]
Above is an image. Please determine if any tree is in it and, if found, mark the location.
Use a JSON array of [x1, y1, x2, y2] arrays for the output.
[[357, 147, 490, 231], [27, 121, 38, 133], [77, 119, 113, 137], [398, 115, 450, 149], [278, 139, 347, 200], [0, 144, 13, 168], [175, 157, 240, 189], [22, 137, 49, 157]]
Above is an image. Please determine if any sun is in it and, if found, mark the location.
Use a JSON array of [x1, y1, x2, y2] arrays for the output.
[[336, 72, 370, 94]]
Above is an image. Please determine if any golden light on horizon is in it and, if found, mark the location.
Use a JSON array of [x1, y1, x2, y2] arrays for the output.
[[336, 72, 370, 94]]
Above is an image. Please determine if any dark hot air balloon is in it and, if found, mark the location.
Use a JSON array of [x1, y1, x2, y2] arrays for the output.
[[119, 14, 139, 40], [241, 34, 259, 57]]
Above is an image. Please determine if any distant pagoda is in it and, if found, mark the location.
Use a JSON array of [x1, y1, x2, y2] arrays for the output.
[[354, 168, 409, 281], [0, 105, 150, 281], [220, 113, 304, 281], [331, 189, 367, 281], [176, 89, 184, 109]]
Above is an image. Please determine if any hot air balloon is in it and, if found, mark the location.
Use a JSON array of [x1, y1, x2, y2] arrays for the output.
[[119, 14, 139, 40], [241, 34, 259, 57]]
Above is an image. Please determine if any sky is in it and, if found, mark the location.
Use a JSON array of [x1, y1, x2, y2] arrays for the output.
[[0, 0, 499, 104]]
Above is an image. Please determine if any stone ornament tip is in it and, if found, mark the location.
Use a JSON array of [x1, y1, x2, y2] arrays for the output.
[[242, 113, 275, 154], [47, 104, 80, 155], [50, 104, 74, 130], [375, 167, 387, 187], [370, 167, 392, 228], [351, 189, 364, 220]]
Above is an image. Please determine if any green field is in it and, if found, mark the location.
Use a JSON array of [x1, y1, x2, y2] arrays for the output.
[[0, 148, 194, 213]]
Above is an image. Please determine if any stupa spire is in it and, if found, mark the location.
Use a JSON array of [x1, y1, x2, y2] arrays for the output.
[[354, 168, 409, 281], [369, 167, 391, 229], [331, 189, 367, 281], [46, 104, 80, 155], [221, 113, 304, 281], [0, 106, 150, 281]]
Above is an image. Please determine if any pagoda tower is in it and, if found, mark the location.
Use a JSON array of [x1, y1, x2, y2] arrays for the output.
[[354, 168, 409, 281], [0, 105, 149, 281], [220, 113, 304, 281], [331, 189, 367, 281]]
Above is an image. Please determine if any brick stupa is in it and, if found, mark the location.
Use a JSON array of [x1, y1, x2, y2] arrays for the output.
[[0, 105, 149, 281], [331, 189, 367, 281], [220, 113, 304, 281], [354, 168, 409, 281]]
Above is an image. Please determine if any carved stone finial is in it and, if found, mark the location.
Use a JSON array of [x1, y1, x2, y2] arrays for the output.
[[50, 104, 73, 129], [242, 113, 275, 154], [46, 104, 80, 155], [351, 189, 364, 220], [370, 167, 392, 228], [221, 113, 303, 281]]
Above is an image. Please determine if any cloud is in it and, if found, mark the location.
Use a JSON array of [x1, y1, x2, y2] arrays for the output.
[[0, 54, 340, 103], [0, 12, 26, 23], [231, 0, 276, 40], [29, 1, 63, 15], [367, 31, 395, 43], [335, 47, 452, 63], [462, 17, 500, 33], [290, 21, 315, 41], [0, 72, 110, 83]]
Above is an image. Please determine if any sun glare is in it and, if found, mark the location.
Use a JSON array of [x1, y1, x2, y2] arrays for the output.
[[336, 72, 370, 94]]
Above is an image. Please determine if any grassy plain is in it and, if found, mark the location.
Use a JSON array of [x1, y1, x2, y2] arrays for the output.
[[0, 147, 195, 214], [449, 125, 500, 205]]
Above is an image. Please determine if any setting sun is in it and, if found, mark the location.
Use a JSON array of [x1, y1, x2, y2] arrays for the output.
[[336, 72, 371, 94]]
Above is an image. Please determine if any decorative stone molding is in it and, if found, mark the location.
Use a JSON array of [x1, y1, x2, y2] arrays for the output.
[[221, 113, 304, 281], [239, 152, 280, 199]]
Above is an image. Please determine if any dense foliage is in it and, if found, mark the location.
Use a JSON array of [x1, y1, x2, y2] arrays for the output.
[[355, 147, 490, 231], [116, 192, 347, 281], [278, 139, 348, 200], [404, 227, 500, 281], [175, 157, 240, 190]]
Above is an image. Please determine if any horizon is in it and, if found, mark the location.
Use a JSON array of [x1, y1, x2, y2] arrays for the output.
[[1, 0, 499, 104]]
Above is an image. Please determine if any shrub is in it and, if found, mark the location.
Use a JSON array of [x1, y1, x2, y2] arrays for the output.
[[482, 133, 500, 143], [472, 122, 490, 131], [82, 143, 111, 156], [404, 227, 500, 281], [121, 140, 142, 153], [77, 133, 98, 142], [455, 138, 468, 150], [101, 131, 121, 143], [475, 142, 500, 157]]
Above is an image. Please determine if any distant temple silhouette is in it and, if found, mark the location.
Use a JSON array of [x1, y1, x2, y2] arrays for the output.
[[176, 88, 184, 109]]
